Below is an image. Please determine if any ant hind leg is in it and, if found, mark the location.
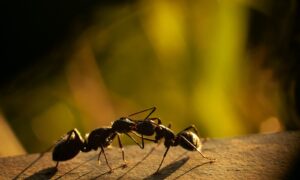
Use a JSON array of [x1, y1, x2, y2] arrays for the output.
[[117, 134, 127, 168], [100, 146, 113, 173], [155, 146, 171, 174], [55, 161, 59, 168]]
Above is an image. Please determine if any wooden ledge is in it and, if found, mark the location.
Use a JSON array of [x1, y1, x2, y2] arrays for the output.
[[0, 131, 299, 179]]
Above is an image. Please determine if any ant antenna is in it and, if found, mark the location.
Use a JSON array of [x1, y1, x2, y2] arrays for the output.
[[128, 107, 156, 120], [180, 135, 215, 161]]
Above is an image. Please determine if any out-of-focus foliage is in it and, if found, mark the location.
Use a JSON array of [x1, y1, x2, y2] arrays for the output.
[[0, 0, 298, 154], [0, 112, 25, 156]]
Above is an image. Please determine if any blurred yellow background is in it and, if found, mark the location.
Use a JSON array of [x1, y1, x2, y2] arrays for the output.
[[0, 0, 289, 156]]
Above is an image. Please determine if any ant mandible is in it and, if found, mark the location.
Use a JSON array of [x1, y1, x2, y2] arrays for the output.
[[52, 107, 158, 172]]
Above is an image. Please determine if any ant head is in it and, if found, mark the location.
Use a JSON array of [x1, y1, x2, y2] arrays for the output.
[[112, 117, 136, 133]]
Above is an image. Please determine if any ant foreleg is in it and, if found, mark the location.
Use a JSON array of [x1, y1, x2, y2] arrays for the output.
[[124, 132, 156, 149], [140, 133, 158, 148], [128, 107, 156, 119], [155, 146, 171, 174], [180, 135, 215, 161], [124, 133, 144, 149]]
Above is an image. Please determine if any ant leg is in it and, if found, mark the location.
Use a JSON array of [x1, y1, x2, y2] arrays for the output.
[[117, 134, 127, 167], [55, 161, 59, 168], [144, 107, 156, 119], [124, 133, 144, 149], [100, 146, 113, 173], [131, 132, 156, 142], [141, 134, 145, 149], [139, 133, 148, 149], [126, 132, 156, 149], [155, 146, 171, 174], [59, 128, 81, 141], [124, 133, 143, 148], [97, 149, 102, 164], [128, 107, 156, 119], [180, 135, 215, 161]]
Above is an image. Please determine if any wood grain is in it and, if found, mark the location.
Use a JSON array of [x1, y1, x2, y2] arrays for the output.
[[0, 131, 299, 179]]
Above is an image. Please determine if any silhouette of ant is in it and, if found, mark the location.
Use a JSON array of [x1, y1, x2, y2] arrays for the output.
[[124, 110, 215, 173], [52, 107, 158, 172], [151, 124, 214, 173], [111, 108, 215, 174]]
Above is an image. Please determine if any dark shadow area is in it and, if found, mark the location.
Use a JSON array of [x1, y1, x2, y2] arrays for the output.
[[13, 153, 46, 180], [24, 167, 57, 180], [117, 147, 156, 180], [0, 0, 137, 154], [0, 0, 136, 89], [172, 151, 189, 162], [54, 154, 97, 180], [173, 160, 214, 179], [284, 146, 300, 180], [143, 157, 189, 180]]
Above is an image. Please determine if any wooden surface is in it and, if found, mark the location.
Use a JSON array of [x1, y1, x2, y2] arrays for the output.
[[0, 131, 299, 179]]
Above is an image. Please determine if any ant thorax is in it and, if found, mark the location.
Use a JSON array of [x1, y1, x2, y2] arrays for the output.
[[87, 127, 116, 150]]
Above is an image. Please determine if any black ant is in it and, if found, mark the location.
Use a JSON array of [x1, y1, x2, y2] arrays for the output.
[[123, 110, 215, 173], [52, 107, 159, 172], [151, 124, 214, 173]]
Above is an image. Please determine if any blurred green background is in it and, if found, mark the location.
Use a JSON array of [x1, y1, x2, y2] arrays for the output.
[[1, 0, 299, 155]]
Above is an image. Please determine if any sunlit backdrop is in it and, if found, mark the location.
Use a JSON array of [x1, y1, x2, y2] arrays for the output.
[[1, 0, 295, 155]]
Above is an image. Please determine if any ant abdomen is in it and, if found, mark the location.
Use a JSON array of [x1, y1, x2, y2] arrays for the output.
[[178, 131, 202, 151], [52, 138, 82, 162], [52, 129, 85, 162]]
